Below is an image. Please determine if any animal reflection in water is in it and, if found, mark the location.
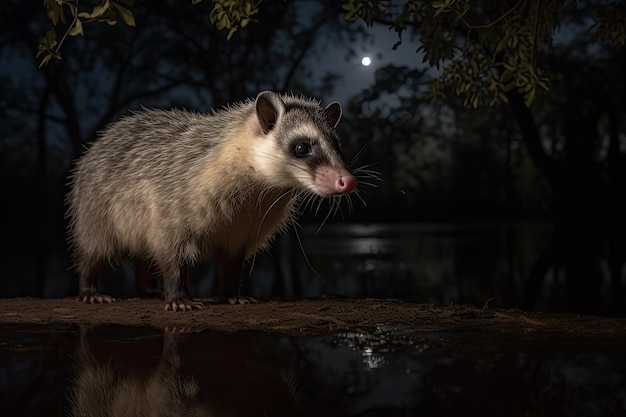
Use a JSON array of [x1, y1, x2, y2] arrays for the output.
[[69, 327, 310, 416]]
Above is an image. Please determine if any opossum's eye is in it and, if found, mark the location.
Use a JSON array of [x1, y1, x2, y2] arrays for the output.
[[294, 141, 311, 157]]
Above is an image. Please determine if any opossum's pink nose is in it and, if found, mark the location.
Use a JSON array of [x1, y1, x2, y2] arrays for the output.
[[337, 173, 357, 194], [314, 167, 357, 195]]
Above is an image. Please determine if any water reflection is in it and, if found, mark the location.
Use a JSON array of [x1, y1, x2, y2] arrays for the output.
[[250, 222, 624, 315], [69, 326, 311, 416], [1, 324, 625, 416], [70, 327, 211, 416], [34, 221, 623, 316]]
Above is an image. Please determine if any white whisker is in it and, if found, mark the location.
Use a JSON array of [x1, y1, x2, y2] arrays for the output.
[[249, 188, 294, 276], [293, 223, 320, 278], [352, 189, 368, 207], [348, 141, 372, 170], [357, 180, 380, 188]]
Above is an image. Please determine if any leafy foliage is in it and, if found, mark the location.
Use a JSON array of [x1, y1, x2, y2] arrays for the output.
[[35, 0, 626, 109], [206, 0, 261, 40], [342, 0, 386, 24], [341, 0, 624, 108], [38, 0, 136, 67], [591, 3, 626, 45]]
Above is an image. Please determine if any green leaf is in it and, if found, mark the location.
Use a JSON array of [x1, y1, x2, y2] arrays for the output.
[[90, 1, 111, 19], [495, 34, 508, 54], [44, 0, 66, 25], [341, 2, 354, 11], [68, 18, 84, 36], [44, 27, 57, 44], [432, 0, 455, 17], [36, 28, 61, 67], [38, 54, 53, 68], [112, 2, 136, 26], [344, 8, 358, 21]]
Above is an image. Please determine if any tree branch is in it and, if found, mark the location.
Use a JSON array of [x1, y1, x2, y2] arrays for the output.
[[505, 88, 557, 189]]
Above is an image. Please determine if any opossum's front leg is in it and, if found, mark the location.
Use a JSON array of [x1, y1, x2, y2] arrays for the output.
[[214, 248, 257, 305], [77, 261, 117, 304], [163, 265, 203, 312]]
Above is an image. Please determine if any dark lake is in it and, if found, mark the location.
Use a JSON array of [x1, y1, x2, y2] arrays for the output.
[[5, 221, 623, 316], [1, 221, 625, 416], [237, 221, 623, 316], [2, 323, 625, 416]]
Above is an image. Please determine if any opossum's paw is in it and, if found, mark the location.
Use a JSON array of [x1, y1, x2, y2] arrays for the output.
[[77, 292, 117, 304], [164, 326, 192, 334], [205, 295, 258, 304], [228, 296, 258, 305], [164, 298, 203, 312]]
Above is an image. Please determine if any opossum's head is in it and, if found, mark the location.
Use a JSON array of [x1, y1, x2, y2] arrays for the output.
[[252, 91, 357, 197]]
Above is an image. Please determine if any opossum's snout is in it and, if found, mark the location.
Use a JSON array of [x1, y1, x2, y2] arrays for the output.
[[313, 166, 357, 196], [338, 171, 358, 193]]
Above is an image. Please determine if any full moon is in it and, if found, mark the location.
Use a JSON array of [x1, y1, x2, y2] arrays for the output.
[[361, 56, 371, 66]]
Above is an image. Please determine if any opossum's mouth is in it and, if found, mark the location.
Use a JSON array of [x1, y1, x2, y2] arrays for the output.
[[312, 166, 357, 196]]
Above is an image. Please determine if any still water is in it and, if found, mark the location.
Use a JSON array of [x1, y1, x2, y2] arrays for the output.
[[241, 221, 622, 315], [11, 221, 623, 315], [1, 323, 625, 416], [2, 221, 625, 416]]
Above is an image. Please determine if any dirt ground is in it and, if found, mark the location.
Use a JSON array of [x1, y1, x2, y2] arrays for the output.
[[1, 297, 625, 341]]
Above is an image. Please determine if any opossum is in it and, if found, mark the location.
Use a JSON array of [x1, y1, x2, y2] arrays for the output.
[[70, 327, 313, 416], [70, 327, 212, 417], [67, 91, 357, 311]]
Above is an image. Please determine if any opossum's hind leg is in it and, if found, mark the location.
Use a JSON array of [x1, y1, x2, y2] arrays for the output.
[[76, 259, 117, 304], [135, 259, 162, 298], [212, 249, 257, 305], [161, 263, 203, 312]]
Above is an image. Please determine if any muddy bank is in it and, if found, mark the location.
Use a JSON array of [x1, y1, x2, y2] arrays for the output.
[[1, 297, 625, 342]]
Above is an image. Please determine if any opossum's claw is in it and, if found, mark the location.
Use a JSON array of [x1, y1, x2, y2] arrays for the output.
[[205, 295, 258, 305], [228, 296, 258, 305], [164, 326, 191, 334], [164, 298, 203, 312], [76, 292, 117, 304]]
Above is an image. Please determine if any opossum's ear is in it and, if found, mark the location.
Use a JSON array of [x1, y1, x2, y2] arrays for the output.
[[256, 91, 285, 134], [323, 102, 342, 128]]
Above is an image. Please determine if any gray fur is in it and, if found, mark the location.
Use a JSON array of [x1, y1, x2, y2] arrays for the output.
[[66, 91, 356, 310]]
